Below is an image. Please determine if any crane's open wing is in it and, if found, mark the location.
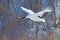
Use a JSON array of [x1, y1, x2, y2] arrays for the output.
[[36, 10, 47, 18], [36, 8, 52, 17], [21, 7, 34, 14]]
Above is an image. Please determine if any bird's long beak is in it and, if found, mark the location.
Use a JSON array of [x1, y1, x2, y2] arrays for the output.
[[17, 16, 26, 19]]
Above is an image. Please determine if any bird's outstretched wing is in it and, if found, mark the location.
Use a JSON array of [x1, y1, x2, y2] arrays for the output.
[[21, 7, 34, 14], [36, 7, 52, 17]]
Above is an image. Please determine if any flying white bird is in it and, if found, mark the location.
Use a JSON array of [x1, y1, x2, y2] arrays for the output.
[[20, 6, 52, 22]]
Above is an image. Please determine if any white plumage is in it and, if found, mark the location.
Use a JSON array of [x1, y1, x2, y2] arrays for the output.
[[21, 7, 52, 22]]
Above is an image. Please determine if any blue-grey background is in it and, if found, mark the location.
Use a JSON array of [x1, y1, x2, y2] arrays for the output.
[[0, 0, 60, 40]]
